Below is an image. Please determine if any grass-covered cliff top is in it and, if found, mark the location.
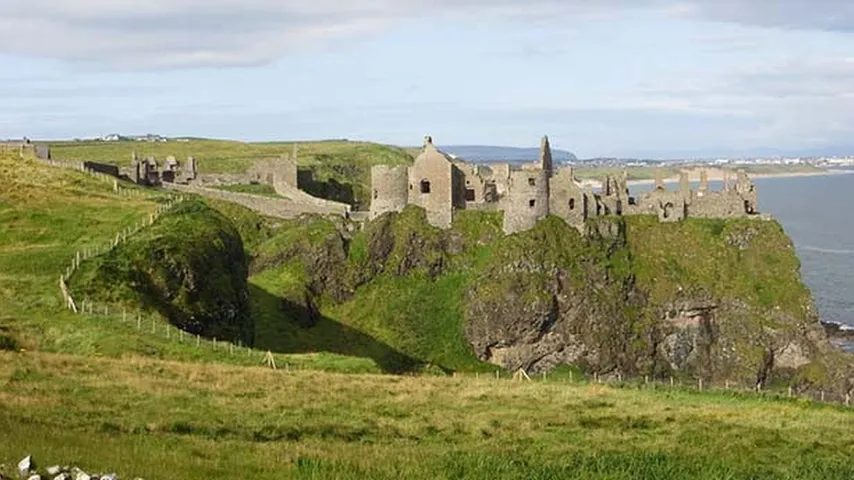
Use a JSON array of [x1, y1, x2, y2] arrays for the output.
[[48, 138, 413, 175], [245, 206, 822, 382]]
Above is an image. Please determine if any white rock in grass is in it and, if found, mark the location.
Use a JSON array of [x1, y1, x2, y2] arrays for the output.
[[18, 456, 35, 476]]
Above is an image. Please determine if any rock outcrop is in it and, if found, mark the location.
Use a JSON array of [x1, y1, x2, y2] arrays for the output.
[[461, 215, 835, 388], [70, 200, 254, 345]]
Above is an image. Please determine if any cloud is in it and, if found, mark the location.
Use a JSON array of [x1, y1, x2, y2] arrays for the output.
[[3, 0, 853, 68], [630, 55, 854, 148], [680, 2, 854, 31]]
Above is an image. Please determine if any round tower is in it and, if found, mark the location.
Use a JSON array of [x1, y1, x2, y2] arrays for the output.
[[370, 165, 409, 220], [502, 169, 549, 234]]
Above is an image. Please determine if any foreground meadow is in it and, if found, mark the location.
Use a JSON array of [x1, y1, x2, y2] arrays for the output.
[[2, 351, 854, 479]]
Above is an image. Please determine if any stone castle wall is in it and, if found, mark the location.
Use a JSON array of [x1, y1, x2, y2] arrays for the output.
[[370, 165, 409, 220], [369, 135, 761, 235], [689, 192, 750, 218], [549, 167, 589, 228], [502, 169, 549, 234]]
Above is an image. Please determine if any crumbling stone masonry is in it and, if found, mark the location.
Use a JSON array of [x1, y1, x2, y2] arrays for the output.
[[129, 151, 197, 187], [370, 135, 762, 235]]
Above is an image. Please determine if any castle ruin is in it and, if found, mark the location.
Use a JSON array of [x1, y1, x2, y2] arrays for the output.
[[370, 135, 759, 234], [129, 152, 198, 187]]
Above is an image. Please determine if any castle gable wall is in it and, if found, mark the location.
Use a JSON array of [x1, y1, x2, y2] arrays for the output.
[[408, 138, 457, 228]]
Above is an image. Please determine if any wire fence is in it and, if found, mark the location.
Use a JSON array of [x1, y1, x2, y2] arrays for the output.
[[68, 298, 276, 366], [464, 368, 853, 407]]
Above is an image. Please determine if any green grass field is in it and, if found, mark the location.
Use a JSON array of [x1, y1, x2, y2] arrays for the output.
[[3, 351, 854, 479], [48, 139, 412, 210], [48, 139, 412, 175]]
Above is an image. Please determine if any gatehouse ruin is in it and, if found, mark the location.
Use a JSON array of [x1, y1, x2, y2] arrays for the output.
[[370, 135, 760, 234]]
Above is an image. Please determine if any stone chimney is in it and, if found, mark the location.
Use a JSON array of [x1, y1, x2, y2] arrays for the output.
[[539, 135, 553, 178]]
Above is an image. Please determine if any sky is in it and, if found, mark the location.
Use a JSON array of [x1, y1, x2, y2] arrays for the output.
[[2, 1, 854, 159]]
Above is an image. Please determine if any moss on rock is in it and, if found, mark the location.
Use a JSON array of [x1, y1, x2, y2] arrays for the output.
[[70, 200, 253, 345]]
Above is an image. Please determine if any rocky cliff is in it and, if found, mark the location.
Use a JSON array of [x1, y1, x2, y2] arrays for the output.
[[463, 215, 833, 387], [73, 199, 844, 390], [251, 206, 844, 390]]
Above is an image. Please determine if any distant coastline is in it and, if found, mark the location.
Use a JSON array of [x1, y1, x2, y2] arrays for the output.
[[578, 168, 854, 189]]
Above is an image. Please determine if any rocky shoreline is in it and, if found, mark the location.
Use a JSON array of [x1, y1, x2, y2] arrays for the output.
[[821, 321, 854, 353]]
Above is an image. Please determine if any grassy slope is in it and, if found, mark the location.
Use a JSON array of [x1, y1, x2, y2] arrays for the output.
[[0, 151, 157, 353], [0, 151, 382, 372], [3, 351, 854, 479], [248, 207, 505, 374]]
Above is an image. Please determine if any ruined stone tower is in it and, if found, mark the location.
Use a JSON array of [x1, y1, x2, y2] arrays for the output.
[[502, 169, 549, 234], [370, 165, 409, 220]]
